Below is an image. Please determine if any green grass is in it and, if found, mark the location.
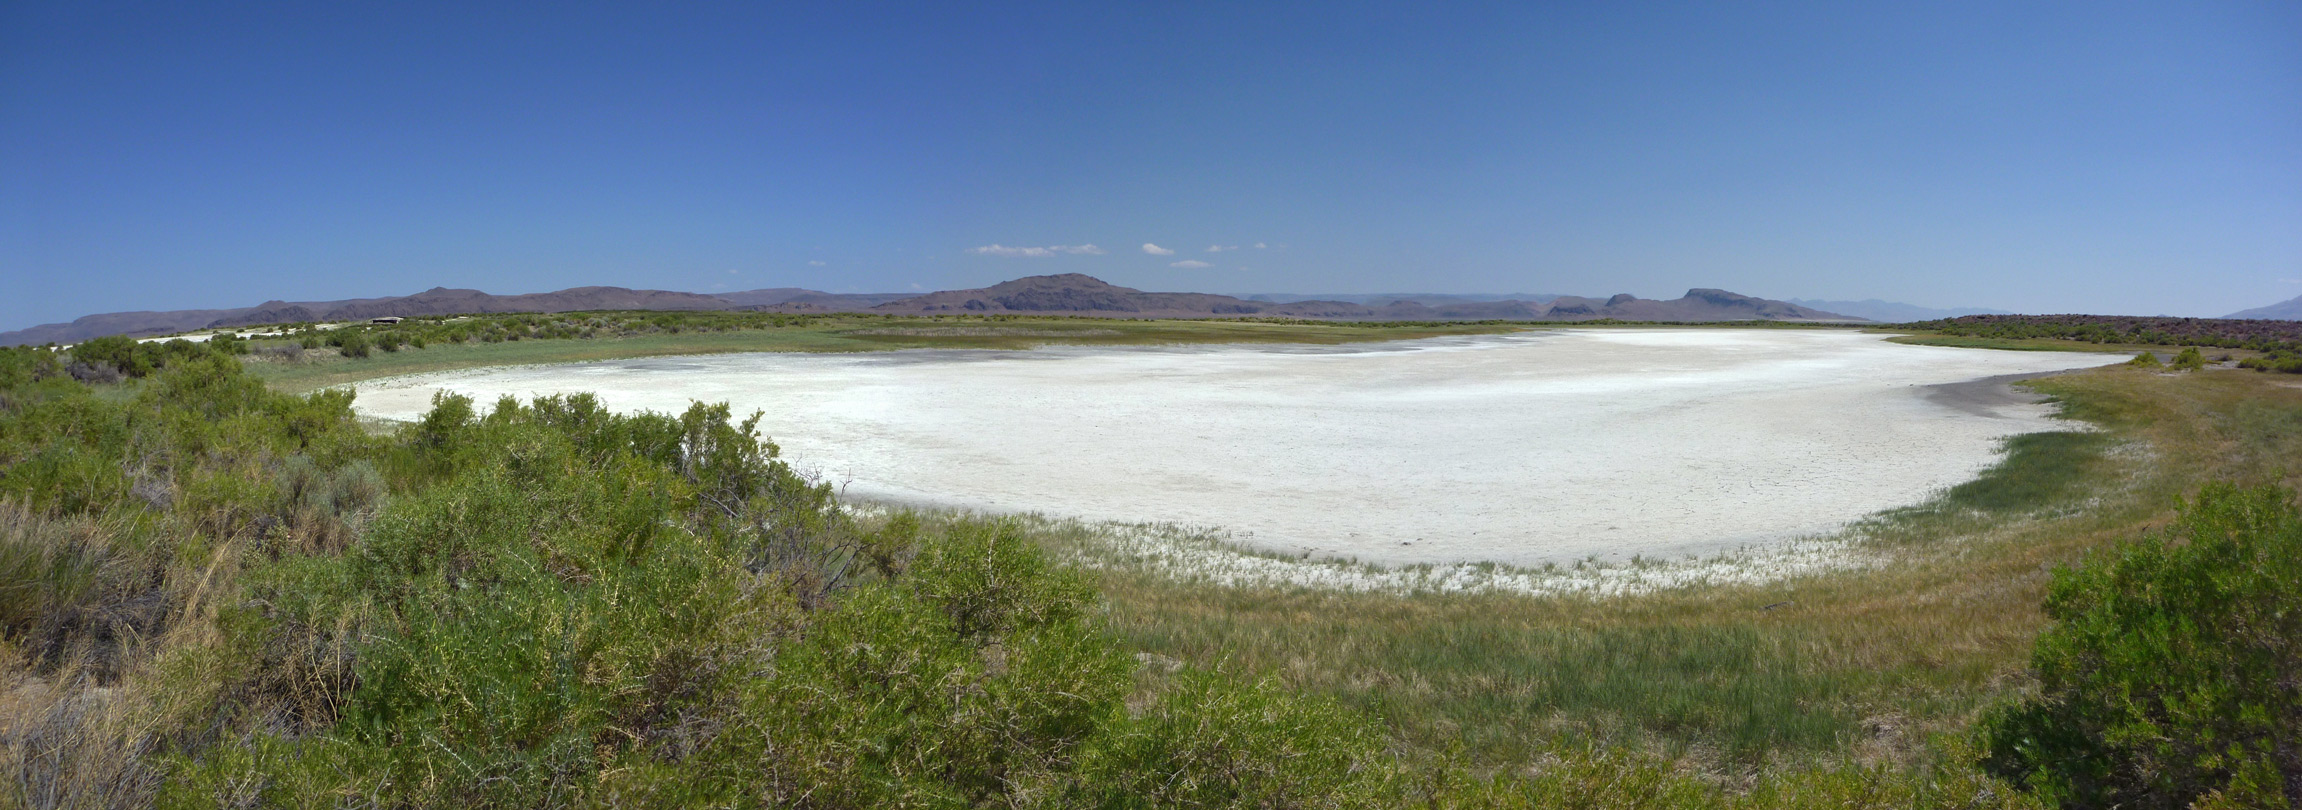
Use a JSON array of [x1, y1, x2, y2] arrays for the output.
[[1884, 332, 2189, 355], [1938, 432, 2112, 513]]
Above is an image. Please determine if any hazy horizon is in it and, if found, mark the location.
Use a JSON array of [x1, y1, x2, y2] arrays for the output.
[[5, 2, 2297, 331]]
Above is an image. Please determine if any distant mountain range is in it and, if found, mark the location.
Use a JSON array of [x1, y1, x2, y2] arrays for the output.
[[794, 274, 1855, 322], [3, 286, 742, 346], [1244, 292, 1566, 306], [2225, 293, 2302, 321], [0, 274, 1860, 346], [1784, 299, 2013, 323]]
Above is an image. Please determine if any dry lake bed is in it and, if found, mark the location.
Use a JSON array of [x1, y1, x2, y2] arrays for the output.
[[351, 329, 2118, 567]]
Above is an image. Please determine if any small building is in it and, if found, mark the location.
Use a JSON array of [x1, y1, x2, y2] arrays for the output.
[[370, 316, 404, 325]]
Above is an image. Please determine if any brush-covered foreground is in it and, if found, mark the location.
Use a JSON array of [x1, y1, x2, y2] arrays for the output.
[[0, 337, 2296, 807]]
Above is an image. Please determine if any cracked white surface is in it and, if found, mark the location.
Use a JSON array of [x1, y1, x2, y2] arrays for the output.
[[350, 329, 2117, 567]]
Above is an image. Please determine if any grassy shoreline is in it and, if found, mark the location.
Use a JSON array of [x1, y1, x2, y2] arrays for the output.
[[1071, 364, 2300, 770]]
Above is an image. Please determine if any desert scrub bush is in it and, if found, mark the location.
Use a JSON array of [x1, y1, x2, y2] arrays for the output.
[[2238, 350, 2302, 374], [2170, 346, 2206, 371], [161, 392, 1414, 808], [1069, 668, 1403, 808], [204, 331, 249, 355], [653, 522, 1139, 808], [2126, 350, 2161, 368], [1981, 483, 2301, 809], [326, 330, 369, 359], [63, 335, 225, 381], [0, 347, 64, 388], [172, 412, 778, 805], [64, 335, 153, 378]]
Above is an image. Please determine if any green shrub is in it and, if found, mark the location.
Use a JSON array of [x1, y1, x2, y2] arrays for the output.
[[1070, 669, 1402, 808], [2170, 346, 2206, 371], [2238, 351, 2302, 374], [331, 331, 371, 359], [1981, 483, 2302, 809], [692, 524, 1134, 807], [207, 332, 249, 355], [68, 335, 151, 378], [2126, 351, 2161, 368], [0, 347, 62, 388]]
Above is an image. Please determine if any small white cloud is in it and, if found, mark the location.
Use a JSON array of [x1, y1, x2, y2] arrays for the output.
[[969, 244, 1053, 258], [1170, 259, 1212, 269], [808, 260, 826, 266], [1206, 245, 1238, 253], [727, 268, 740, 275], [1141, 243, 1174, 255], [1253, 242, 1268, 249], [968, 243, 1105, 258], [908, 282, 924, 290]]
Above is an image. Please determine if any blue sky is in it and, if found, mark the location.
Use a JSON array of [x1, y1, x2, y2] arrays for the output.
[[2, 2, 2297, 330]]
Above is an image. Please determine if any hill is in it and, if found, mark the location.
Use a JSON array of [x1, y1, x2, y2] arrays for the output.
[[1246, 292, 1567, 306], [2224, 293, 2302, 321], [4, 286, 750, 345], [871, 274, 1858, 322], [712, 288, 916, 310], [204, 286, 736, 329], [0, 308, 255, 348], [1786, 298, 2013, 322]]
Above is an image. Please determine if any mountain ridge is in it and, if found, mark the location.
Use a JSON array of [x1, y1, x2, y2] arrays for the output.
[[1785, 298, 2014, 322], [864, 274, 1857, 322], [0, 275, 1860, 346], [2224, 294, 2302, 321]]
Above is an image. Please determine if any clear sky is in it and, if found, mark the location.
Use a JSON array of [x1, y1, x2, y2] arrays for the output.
[[3, 2, 2297, 330]]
